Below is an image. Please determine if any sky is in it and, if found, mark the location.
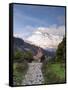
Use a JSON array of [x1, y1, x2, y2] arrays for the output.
[[13, 4, 66, 39]]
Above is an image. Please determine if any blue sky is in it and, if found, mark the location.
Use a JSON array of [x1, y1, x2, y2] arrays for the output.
[[13, 4, 65, 39]]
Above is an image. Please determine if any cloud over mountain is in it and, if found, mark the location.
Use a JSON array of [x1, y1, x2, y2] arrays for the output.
[[26, 26, 65, 51]]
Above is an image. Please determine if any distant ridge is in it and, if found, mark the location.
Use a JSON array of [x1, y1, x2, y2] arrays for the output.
[[14, 37, 56, 57]]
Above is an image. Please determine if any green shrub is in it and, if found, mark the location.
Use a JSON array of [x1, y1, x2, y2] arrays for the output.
[[42, 37, 66, 84], [55, 37, 66, 63], [42, 62, 65, 84], [13, 62, 28, 86], [24, 51, 33, 59], [14, 50, 24, 62], [14, 50, 33, 63]]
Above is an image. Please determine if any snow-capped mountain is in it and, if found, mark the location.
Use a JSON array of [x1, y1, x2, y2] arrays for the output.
[[26, 29, 63, 51]]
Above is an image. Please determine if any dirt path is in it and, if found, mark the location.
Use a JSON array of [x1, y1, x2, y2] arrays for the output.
[[22, 62, 44, 85]]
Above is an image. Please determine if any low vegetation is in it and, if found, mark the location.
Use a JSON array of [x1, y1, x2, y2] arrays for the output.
[[13, 50, 33, 85], [42, 37, 66, 84], [42, 62, 65, 84], [13, 62, 28, 85]]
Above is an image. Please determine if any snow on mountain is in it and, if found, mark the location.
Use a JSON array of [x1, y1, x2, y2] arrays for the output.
[[26, 28, 63, 51]]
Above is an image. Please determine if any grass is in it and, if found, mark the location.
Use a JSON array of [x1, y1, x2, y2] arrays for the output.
[[13, 61, 28, 86], [42, 62, 65, 84], [49, 63, 65, 79]]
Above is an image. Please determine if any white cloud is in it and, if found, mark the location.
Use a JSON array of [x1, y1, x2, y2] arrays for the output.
[[36, 25, 65, 36], [14, 25, 65, 40], [14, 25, 36, 39], [14, 32, 23, 38]]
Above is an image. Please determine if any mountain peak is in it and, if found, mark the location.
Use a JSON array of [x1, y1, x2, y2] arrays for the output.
[[26, 29, 63, 51]]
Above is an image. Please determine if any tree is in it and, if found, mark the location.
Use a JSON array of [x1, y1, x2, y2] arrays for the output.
[[24, 51, 33, 62], [40, 55, 45, 62], [55, 37, 66, 63]]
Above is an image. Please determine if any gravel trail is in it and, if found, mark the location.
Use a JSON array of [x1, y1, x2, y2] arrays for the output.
[[22, 62, 44, 85]]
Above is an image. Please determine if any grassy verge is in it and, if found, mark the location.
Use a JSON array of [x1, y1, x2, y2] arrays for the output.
[[13, 61, 28, 86], [42, 62, 65, 84]]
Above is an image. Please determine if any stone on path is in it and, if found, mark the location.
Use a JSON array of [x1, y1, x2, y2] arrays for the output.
[[22, 62, 44, 85]]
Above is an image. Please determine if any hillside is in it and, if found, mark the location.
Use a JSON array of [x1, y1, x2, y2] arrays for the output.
[[42, 37, 66, 84], [55, 37, 66, 62], [13, 37, 55, 57]]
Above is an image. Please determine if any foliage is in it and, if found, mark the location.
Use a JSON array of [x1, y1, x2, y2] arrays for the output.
[[55, 37, 66, 63], [14, 50, 24, 62], [14, 50, 33, 63], [13, 49, 33, 85], [42, 62, 65, 84], [40, 55, 45, 62], [13, 62, 28, 86], [23, 51, 33, 62], [42, 37, 66, 84]]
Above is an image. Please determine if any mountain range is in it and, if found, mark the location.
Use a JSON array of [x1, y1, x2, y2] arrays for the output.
[[26, 29, 63, 52], [13, 37, 55, 57], [14, 28, 64, 57]]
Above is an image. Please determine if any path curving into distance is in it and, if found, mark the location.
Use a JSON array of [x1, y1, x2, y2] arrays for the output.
[[22, 62, 44, 85]]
